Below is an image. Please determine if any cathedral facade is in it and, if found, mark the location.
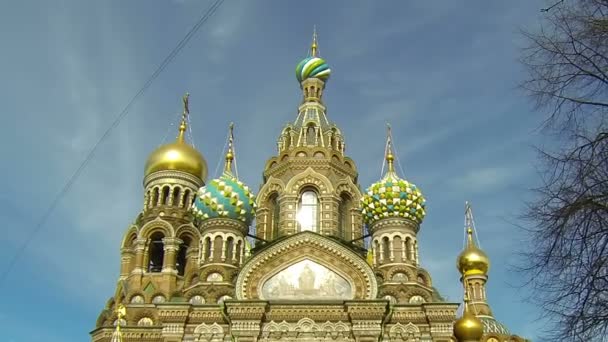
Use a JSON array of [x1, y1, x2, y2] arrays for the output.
[[91, 33, 528, 342]]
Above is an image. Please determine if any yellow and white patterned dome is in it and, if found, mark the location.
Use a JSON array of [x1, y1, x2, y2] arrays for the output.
[[361, 150, 426, 226]]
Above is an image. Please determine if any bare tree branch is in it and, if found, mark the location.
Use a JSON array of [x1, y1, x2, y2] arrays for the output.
[[519, 1, 608, 340]]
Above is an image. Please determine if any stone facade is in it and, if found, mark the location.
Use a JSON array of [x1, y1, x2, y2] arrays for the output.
[[91, 38, 527, 342]]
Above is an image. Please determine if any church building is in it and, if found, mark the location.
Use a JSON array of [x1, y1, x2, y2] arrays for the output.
[[91, 31, 528, 342]]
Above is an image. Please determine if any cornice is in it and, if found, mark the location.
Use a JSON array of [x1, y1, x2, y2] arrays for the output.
[[199, 217, 249, 233], [264, 158, 358, 180], [370, 217, 420, 234], [144, 170, 203, 188]]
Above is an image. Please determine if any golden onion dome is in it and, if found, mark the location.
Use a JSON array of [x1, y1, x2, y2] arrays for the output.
[[143, 94, 208, 181], [453, 294, 484, 342], [453, 310, 484, 341], [457, 227, 490, 277]]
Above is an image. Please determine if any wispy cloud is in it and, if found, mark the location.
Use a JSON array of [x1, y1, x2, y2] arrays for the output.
[[449, 166, 526, 194]]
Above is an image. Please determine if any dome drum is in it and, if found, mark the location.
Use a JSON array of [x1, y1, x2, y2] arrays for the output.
[[366, 217, 420, 235], [143, 169, 204, 189], [197, 217, 249, 235]]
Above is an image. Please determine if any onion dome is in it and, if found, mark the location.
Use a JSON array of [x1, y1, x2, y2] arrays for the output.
[[295, 28, 331, 83], [453, 295, 484, 342], [361, 128, 426, 226], [457, 204, 490, 277], [191, 124, 256, 224], [478, 316, 510, 336], [144, 93, 208, 181]]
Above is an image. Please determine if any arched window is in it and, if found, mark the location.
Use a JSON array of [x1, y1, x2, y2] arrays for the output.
[[204, 237, 212, 260], [306, 125, 316, 145], [184, 189, 193, 208], [152, 187, 160, 207], [405, 238, 412, 261], [172, 186, 181, 207], [147, 232, 164, 272], [268, 193, 280, 239], [226, 237, 235, 262], [297, 190, 318, 232], [382, 237, 390, 261], [339, 193, 353, 240], [162, 186, 170, 205], [176, 236, 190, 276]]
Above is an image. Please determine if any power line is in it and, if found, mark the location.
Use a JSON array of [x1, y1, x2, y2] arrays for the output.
[[0, 0, 226, 286]]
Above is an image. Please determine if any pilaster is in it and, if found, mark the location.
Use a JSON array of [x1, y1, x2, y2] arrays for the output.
[[225, 301, 267, 342]]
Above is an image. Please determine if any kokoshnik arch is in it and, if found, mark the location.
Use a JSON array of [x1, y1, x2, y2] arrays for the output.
[[91, 30, 529, 342]]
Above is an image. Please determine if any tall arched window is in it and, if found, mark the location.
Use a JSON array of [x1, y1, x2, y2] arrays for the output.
[[339, 193, 353, 240], [268, 193, 280, 239], [176, 236, 190, 276], [147, 232, 165, 273], [297, 190, 318, 232]]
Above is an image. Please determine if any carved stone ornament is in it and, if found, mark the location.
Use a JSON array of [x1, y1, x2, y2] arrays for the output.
[[261, 318, 353, 341], [193, 322, 226, 342], [389, 322, 421, 341], [235, 231, 377, 300]]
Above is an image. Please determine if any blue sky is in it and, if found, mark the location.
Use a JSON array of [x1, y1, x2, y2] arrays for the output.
[[0, 0, 549, 340]]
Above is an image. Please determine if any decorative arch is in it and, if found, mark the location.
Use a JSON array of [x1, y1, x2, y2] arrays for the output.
[[194, 322, 224, 335], [285, 167, 334, 195], [335, 178, 363, 206], [236, 231, 377, 300], [417, 268, 432, 287], [256, 176, 286, 207], [139, 217, 175, 239], [120, 225, 138, 249], [263, 156, 280, 172], [344, 157, 357, 172], [386, 266, 416, 283], [389, 322, 421, 340], [175, 223, 200, 241]]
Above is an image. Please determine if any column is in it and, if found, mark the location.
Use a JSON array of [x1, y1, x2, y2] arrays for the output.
[[167, 187, 175, 206], [120, 247, 134, 279], [221, 238, 227, 262], [414, 241, 419, 266], [401, 240, 406, 260], [389, 238, 395, 261], [162, 237, 182, 274], [132, 238, 147, 274]]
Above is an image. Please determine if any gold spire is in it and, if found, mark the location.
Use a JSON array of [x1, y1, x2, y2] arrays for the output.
[[177, 92, 190, 143], [311, 25, 318, 57], [453, 289, 484, 341], [224, 122, 235, 174], [457, 202, 490, 277], [385, 123, 395, 173]]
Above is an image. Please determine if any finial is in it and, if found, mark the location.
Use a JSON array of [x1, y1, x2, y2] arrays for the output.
[[311, 25, 318, 57], [465, 201, 476, 247], [224, 122, 235, 173], [113, 304, 126, 338], [385, 123, 395, 172], [178, 92, 190, 143]]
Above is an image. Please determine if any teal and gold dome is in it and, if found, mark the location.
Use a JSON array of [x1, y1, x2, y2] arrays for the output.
[[190, 124, 256, 225], [295, 28, 331, 83], [361, 138, 426, 226], [191, 172, 256, 224], [296, 56, 331, 83]]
